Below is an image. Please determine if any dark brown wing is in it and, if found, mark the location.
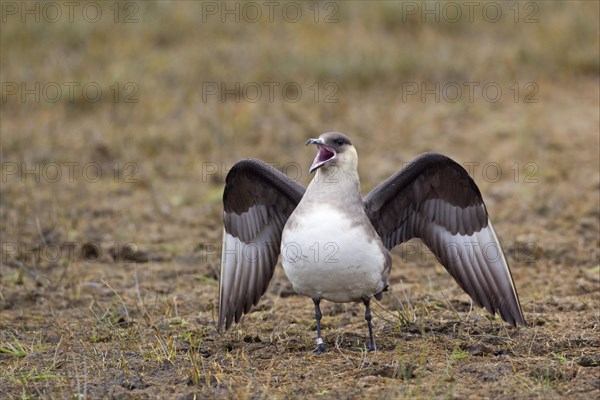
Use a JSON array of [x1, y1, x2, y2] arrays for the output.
[[219, 158, 305, 331], [364, 152, 525, 326]]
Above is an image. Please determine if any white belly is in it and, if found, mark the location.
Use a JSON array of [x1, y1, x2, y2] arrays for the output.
[[281, 205, 387, 303]]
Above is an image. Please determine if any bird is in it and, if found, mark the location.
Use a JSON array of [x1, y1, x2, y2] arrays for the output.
[[218, 132, 525, 353]]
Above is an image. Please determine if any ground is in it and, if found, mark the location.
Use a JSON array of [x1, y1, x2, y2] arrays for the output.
[[1, 1, 599, 399]]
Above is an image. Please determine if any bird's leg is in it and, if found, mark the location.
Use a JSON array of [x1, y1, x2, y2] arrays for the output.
[[313, 298, 325, 354], [362, 296, 376, 352]]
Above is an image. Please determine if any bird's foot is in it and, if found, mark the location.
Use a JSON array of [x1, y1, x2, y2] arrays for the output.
[[313, 338, 326, 354], [313, 343, 326, 354], [366, 342, 376, 352]]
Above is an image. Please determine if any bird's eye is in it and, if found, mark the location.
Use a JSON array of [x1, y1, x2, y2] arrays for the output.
[[335, 138, 345, 146]]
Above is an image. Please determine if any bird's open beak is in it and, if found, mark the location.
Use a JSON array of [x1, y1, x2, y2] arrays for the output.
[[306, 138, 336, 174]]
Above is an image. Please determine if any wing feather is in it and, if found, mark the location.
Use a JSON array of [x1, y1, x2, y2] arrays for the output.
[[218, 159, 304, 331], [364, 152, 525, 326]]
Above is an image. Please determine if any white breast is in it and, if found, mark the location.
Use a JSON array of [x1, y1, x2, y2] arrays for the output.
[[281, 204, 387, 303]]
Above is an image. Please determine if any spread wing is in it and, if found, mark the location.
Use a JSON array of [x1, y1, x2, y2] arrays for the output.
[[219, 158, 305, 331], [364, 152, 525, 326]]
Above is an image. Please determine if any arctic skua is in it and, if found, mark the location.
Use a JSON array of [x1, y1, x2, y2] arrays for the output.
[[218, 132, 525, 353]]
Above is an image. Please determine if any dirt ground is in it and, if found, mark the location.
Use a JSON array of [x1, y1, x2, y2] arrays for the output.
[[1, 2, 599, 399]]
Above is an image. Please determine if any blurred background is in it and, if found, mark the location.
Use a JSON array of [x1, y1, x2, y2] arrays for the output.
[[1, 1, 599, 398], [2, 1, 598, 251]]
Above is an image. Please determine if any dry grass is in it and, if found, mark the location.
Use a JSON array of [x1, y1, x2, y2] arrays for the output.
[[1, 1, 599, 399]]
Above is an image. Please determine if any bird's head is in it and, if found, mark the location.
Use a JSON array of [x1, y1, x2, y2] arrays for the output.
[[306, 132, 357, 174]]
